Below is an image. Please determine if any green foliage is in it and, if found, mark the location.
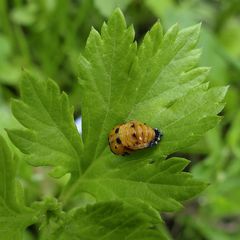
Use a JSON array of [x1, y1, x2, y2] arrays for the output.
[[1, 8, 228, 240], [181, 114, 240, 240], [72, 157, 206, 213], [45, 201, 168, 240], [0, 35, 21, 85], [7, 74, 83, 178], [79, 10, 226, 169], [0, 0, 103, 110], [139, 2, 240, 237], [0, 136, 35, 239]]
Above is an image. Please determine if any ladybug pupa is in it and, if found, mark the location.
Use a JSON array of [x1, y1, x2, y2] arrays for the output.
[[108, 120, 163, 156]]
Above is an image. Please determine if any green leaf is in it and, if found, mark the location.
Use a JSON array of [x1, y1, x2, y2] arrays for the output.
[[7, 73, 83, 178], [6, 9, 228, 239], [132, 84, 227, 159], [47, 201, 168, 240], [67, 8, 226, 216], [78, 9, 137, 168], [67, 157, 206, 213], [0, 135, 35, 240], [79, 9, 227, 168]]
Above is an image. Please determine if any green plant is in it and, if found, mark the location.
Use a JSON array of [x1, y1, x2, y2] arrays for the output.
[[141, 1, 240, 238], [0, 9, 227, 239]]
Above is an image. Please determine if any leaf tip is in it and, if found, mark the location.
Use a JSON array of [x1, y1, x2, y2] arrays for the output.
[[108, 8, 126, 29], [152, 20, 162, 30], [193, 22, 202, 31], [165, 22, 180, 37], [20, 69, 31, 85], [223, 85, 230, 97], [149, 20, 163, 38], [111, 7, 124, 18]]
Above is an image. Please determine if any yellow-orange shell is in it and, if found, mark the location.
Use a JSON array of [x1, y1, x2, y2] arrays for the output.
[[108, 120, 156, 155]]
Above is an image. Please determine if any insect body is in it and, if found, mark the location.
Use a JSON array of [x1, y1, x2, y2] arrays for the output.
[[108, 120, 162, 155]]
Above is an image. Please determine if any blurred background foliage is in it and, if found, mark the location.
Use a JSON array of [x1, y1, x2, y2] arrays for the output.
[[0, 0, 240, 239]]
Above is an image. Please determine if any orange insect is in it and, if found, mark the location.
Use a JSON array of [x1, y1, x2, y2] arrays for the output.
[[108, 120, 162, 156]]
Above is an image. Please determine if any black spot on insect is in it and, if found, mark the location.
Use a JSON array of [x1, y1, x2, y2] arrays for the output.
[[154, 128, 163, 142], [148, 128, 163, 148], [115, 146, 117, 149], [148, 140, 155, 148], [132, 133, 136, 138], [116, 138, 122, 144], [131, 124, 134, 128], [115, 128, 119, 133]]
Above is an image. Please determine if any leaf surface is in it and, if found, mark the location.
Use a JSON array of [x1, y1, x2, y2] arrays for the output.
[[79, 9, 227, 167], [0, 136, 35, 240], [69, 8, 227, 217], [48, 202, 168, 240], [7, 74, 83, 177], [7, 9, 228, 240], [72, 157, 206, 212]]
